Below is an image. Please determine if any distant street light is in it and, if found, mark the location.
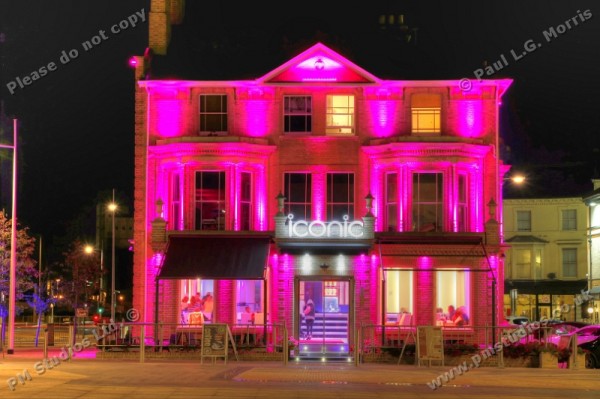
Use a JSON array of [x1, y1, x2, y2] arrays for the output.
[[108, 190, 117, 321]]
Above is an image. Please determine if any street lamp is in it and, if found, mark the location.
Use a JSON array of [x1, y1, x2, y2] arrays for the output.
[[84, 244, 104, 314], [0, 119, 17, 354], [108, 190, 117, 321]]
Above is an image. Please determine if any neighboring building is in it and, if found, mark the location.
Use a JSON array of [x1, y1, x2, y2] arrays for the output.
[[131, 2, 512, 359], [583, 179, 600, 322], [502, 197, 588, 322]]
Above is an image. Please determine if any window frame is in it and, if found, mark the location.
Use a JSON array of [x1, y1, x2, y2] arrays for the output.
[[561, 209, 577, 231], [562, 248, 578, 278], [326, 172, 355, 221], [412, 172, 444, 232], [284, 95, 312, 133], [326, 95, 355, 135], [199, 94, 228, 133], [516, 210, 532, 232], [284, 172, 312, 221], [194, 170, 226, 230]]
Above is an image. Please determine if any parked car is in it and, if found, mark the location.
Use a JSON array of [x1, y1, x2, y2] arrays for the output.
[[505, 316, 530, 325], [569, 325, 600, 368], [534, 320, 588, 341]]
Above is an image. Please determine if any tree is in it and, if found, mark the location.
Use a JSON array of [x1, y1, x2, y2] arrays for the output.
[[56, 239, 102, 314], [26, 293, 55, 347], [0, 210, 38, 342]]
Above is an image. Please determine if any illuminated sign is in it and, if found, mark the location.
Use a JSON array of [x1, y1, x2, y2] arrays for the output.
[[287, 214, 364, 238]]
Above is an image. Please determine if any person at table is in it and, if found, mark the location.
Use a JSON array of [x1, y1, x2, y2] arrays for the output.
[[242, 306, 255, 324], [189, 292, 204, 312], [453, 306, 470, 326], [202, 292, 214, 321], [446, 305, 456, 322]]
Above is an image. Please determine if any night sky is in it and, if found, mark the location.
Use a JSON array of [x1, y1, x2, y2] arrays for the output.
[[1, 1, 599, 249]]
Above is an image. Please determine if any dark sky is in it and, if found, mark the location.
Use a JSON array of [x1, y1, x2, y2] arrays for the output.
[[1, 0, 599, 244]]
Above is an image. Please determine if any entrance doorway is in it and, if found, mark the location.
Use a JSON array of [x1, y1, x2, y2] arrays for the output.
[[297, 280, 351, 360]]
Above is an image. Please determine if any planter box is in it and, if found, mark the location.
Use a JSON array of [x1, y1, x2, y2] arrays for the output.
[[568, 353, 586, 369], [539, 352, 558, 368]]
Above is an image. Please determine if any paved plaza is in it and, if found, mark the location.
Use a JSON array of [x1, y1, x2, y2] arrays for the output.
[[1, 348, 600, 398]]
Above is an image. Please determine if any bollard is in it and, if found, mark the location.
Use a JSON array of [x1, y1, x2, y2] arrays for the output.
[[140, 326, 145, 363], [43, 329, 48, 359], [355, 326, 361, 367], [68, 324, 75, 347]]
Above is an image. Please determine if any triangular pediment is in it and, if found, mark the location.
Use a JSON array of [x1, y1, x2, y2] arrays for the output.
[[259, 43, 379, 84]]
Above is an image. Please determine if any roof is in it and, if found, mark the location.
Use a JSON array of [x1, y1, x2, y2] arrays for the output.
[[504, 235, 549, 244]]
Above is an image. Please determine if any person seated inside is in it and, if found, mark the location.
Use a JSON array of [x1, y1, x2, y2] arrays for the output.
[[189, 292, 204, 312], [453, 306, 470, 326], [202, 292, 214, 322], [241, 306, 255, 324]]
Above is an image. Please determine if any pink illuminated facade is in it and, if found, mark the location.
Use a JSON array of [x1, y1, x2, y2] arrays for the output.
[[132, 42, 512, 358]]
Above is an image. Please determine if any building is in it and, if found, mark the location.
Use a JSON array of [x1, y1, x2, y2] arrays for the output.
[[130, 2, 512, 359], [502, 197, 588, 322], [583, 179, 600, 322]]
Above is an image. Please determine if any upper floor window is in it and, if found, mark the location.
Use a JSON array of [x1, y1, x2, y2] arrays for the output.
[[327, 173, 354, 221], [411, 93, 441, 133], [412, 172, 443, 232], [284, 96, 312, 133], [326, 95, 354, 134], [195, 171, 226, 230], [385, 173, 398, 232], [456, 174, 468, 232], [516, 210, 531, 232], [562, 248, 577, 278], [284, 173, 312, 221], [239, 172, 252, 230], [515, 249, 531, 278], [561, 209, 577, 231], [200, 94, 227, 133]]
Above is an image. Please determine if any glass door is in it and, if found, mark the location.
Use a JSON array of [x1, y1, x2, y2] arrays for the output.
[[298, 280, 350, 360]]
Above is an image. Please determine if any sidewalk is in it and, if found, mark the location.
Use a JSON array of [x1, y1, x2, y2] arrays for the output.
[[2, 348, 600, 398]]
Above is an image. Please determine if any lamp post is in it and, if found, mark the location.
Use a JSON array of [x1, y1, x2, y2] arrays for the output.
[[108, 190, 117, 321], [84, 244, 104, 314], [0, 119, 17, 354]]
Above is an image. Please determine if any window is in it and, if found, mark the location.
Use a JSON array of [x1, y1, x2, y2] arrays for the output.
[[326, 95, 354, 134], [411, 93, 441, 133], [195, 171, 226, 230], [515, 249, 531, 278], [412, 172, 443, 232], [200, 94, 227, 133], [436, 270, 470, 326], [327, 173, 354, 221], [180, 279, 214, 324], [456, 174, 468, 232], [386, 173, 398, 232], [171, 172, 182, 230], [284, 96, 312, 133], [284, 173, 312, 220], [235, 280, 264, 323], [562, 209, 577, 231], [534, 248, 542, 279], [562, 248, 577, 278], [516, 211, 531, 232], [385, 270, 413, 324], [240, 172, 252, 230]]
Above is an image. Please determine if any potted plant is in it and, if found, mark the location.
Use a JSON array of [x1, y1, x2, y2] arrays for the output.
[[538, 344, 559, 368]]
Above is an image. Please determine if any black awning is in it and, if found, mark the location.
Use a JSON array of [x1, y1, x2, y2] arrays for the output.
[[158, 235, 271, 280]]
